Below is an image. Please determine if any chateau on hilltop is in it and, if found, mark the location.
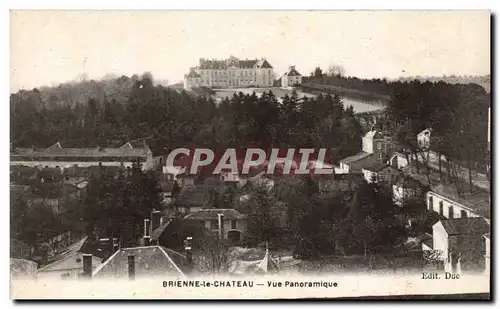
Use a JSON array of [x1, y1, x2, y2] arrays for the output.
[[183, 56, 275, 90]]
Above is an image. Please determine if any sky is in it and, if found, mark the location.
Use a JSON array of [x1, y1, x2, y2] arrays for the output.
[[10, 10, 490, 93]]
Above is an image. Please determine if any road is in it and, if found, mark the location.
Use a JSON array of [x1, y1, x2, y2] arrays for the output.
[[419, 151, 490, 191]]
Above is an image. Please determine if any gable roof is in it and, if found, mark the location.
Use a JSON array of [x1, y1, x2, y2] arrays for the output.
[[339, 152, 372, 165], [151, 221, 171, 241], [11, 141, 149, 162], [37, 237, 103, 273], [92, 246, 187, 279], [184, 208, 247, 221], [362, 161, 390, 172], [286, 66, 301, 77], [363, 130, 385, 140], [439, 218, 490, 236]]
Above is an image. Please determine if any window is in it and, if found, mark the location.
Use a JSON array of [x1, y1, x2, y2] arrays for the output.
[[378, 153, 382, 160], [428, 196, 433, 210], [231, 220, 237, 229], [210, 220, 219, 230], [377, 142, 382, 150], [448, 206, 454, 218], [439, 201, 444, 216], [461, 210, 468, 218]]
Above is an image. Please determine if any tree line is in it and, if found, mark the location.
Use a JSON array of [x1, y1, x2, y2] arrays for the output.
[[10, 73, 363, 161]]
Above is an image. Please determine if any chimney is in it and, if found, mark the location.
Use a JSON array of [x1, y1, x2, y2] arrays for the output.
[[143, 218, 151, 246], [184, 236, 194, 273], [218, 213, 224, 240], [151, 210, 162, 232], [82, 254, 92, 279], [128, 255, 135, 280]]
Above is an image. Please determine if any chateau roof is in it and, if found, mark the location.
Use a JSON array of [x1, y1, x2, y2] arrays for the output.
[[197, 57, 273, 70]]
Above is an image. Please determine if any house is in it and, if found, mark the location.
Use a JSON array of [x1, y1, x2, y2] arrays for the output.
[[392, 175, 428, 207], [361, 161, 392, 183], [432, 217, 490, 273], [184, 209, 247, 243], [484, 233, 490, 275], [281, 66, 303, 88], [388, 152, 409, 169], [417, 128, 432, 150], [426, 184, 490, 220], [92, 245, 190, 279], [184, 56, 275, 89], [36, 236, 102, 280], [10, 140, 154, 171], [151, 217, 216, 251], [339, 129, 392, 173]]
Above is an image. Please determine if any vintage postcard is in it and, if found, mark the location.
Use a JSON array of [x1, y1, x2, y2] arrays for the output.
[[9, 10, 491, 300]]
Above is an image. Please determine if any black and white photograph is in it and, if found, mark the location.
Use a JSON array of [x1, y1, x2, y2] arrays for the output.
[[8, 10, 491, 299]]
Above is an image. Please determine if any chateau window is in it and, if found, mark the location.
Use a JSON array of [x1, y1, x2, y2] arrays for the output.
[[448, 206, 454, 218], [428, 196, 433, 209], [231, 220, 237, 229], [377, 142, 382, 150], [439, 201, 444, 216]]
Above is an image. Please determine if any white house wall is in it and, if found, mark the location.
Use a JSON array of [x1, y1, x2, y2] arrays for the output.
[[432, 222, 449, 262], [426, 192, 479, 219]]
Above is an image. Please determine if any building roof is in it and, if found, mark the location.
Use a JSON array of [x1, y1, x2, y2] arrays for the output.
[[11, 141, 150, 162], [439, 218, 490, 236], [362, 161, 390, 172], [197, 57, 273, 70], [184, 208, 247, 221], [37, 237, 103, 273], [92, 246, 188, 279], [285, 66, 302, 77], [363, 130, 385, 140], [339, 152, 372, 164], [151, 221, 171, 241], [340, 152, 386, 173], [430, 183, 490, 219], [419, 233, 434, 249]]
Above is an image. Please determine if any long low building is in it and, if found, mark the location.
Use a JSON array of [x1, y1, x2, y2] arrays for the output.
[[10, 141, 154, 170], [426, 183, 490, 221]]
